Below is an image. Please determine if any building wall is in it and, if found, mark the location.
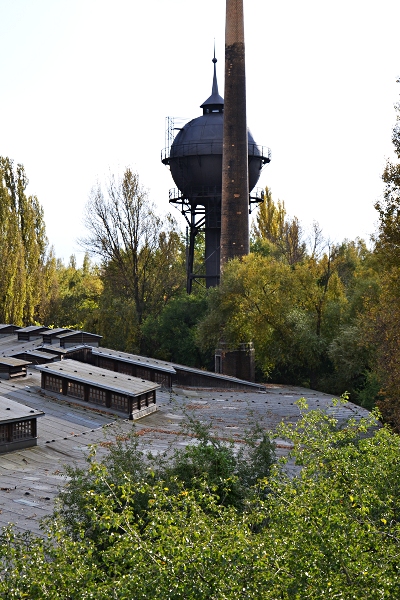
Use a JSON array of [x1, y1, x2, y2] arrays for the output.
[[0, 419, 37, 453], [40, 372, 156, 417]]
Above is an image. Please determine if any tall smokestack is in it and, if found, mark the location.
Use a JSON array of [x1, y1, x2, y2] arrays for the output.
[[220, 0, 249, 269]]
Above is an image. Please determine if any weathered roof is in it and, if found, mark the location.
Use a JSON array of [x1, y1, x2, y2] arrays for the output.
[[10, 350, 56, 361], [0, 364, 373, 536], [56, 330, 102, 340], [0, 396, 44, 424], [17, 326, 49, 334], [36, 359, 160, 397], [0, 324, 21, 333], [172, 362, 265, 390], [41, 328, 71, 338], [0, 357, 31, 368], [38, 345, 69, 355], [94, 347, 176, 374]]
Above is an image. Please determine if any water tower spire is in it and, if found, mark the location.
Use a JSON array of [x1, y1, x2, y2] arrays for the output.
[[200, 47, 224, 114], [212, 42, 219, 96]]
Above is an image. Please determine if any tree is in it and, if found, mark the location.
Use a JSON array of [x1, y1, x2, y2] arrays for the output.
[[46, 253, 103, 330], [367, 80, 400, 428], [141, 294, 209, 367], [251, 186, 306, 265], [197, 251, 343, 385], [198, 232, 379, 396], [325, 240, 381, 405], [80, 168, 185, 351], [374, 80, 400, 268], [0, 157, 50, 325]]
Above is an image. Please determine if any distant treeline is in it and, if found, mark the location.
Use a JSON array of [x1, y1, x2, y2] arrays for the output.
[[1, 86, 400, 428]]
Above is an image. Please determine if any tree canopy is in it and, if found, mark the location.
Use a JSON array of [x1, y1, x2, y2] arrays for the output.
[[366, 79, 400, 429], [1, 404, 400, 599], [80, 168, 185, 351]]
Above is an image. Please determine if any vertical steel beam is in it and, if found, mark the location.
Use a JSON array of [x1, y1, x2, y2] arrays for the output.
[[220, 0, 249, 269]]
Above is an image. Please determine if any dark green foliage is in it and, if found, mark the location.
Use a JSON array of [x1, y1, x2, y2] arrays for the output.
[[141, 294, 210, 366], [163, 419, 275, 509], [57, 419, 276, 544], [57, 431, 150, 543], [366, 81, 400, 429], [197, 235, 379, 402]]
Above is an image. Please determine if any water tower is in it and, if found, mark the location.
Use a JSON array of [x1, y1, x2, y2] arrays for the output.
[[161, 52, 270, 293]]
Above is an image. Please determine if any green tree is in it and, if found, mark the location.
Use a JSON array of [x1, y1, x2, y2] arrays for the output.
[[0, 157, 50, 325], [198, 234, 378, 396], [47, 253, 103, 330], [366, 80, 400, 428], [80, 168, 185, 351], [141, 294, 209, 367], [55, 419, 275, 544], [251, 186, 306, 265], [198, 250, 345, 385], [325, 240, 381, 404]]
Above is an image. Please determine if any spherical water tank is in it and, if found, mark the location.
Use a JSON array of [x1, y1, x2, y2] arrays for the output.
[[169, 113, 264, 196], [163, 57, 269, 198]]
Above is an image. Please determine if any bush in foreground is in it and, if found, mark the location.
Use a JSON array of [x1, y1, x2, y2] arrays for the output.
[[1, 402, 400, 599]]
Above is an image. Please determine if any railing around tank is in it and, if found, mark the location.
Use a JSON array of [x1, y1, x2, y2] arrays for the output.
[[161, 143, 271, 165], [249, 187, 265, 212], [169, 186, 222, 202], [169, 185, 266, 214]]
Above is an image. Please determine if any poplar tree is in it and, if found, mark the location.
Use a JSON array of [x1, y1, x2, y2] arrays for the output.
[[251, 186, 306, 265], [0, 157, 48, 325]]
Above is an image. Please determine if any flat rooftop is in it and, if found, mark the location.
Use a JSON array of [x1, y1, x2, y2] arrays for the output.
[[36, 359, 160, 396], [0, 333, 48, 357], [0, 396, 43, 423], [94, 347, 176, 374], [0, 366, 371, 536], [0, 357, 31, 368]]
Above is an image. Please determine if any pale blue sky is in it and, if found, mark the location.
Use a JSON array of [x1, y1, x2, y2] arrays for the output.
[[1, 0, 399, 262]]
